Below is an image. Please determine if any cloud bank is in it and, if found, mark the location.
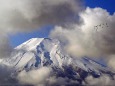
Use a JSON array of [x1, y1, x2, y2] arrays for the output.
[[0, 36, 13, 58], [0, 0, 83, 58], [17, 67, 52, 86], [0, 0, 83, 32], [85, 75, 115, 85], [50, 7, 115, 58], [107, 55, 115, 70]]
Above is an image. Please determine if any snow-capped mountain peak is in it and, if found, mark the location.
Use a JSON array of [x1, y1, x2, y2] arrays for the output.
[[3, 38, 67, 69], [15, 38, 44, 51], [1, 38, 115, 85]]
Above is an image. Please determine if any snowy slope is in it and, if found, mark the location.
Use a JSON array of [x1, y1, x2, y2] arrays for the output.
[[1, 38, 115, 85], [2, 38, 71, 70]]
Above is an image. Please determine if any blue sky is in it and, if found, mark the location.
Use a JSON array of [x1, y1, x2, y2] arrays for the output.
[[9, 0, 115, 47], [9, 25, 54, 47], [85, 0, 115, 15]]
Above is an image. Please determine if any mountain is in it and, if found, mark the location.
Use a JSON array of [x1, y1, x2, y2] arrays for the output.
[[0, 38, 115, 85]]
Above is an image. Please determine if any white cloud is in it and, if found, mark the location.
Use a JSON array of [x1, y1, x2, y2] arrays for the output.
[[17, 67, 52, 86], [85, 75, 115, 85], [50, 7, 115, 58], [107, 55, 115, 70], [47, 76, 79, 86]]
